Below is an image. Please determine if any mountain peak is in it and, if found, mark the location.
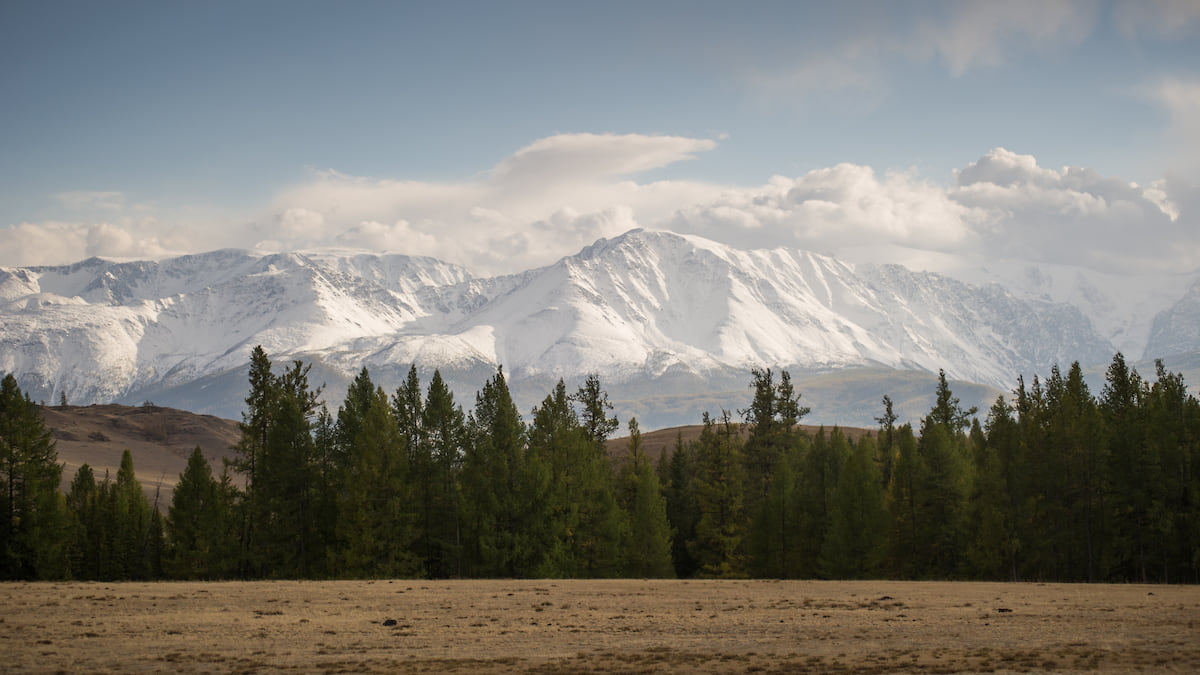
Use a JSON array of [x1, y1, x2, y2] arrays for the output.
[[1, 230, 1188, 426]]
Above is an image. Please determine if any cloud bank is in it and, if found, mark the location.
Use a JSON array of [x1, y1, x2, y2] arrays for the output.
[[1, 133, 1194, 278]]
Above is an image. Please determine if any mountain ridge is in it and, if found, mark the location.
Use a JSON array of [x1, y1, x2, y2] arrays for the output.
[[2, 229, 1196, 428]]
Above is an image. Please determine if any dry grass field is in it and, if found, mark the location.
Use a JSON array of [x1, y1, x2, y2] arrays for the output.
[[2, 579, 1198, 673]]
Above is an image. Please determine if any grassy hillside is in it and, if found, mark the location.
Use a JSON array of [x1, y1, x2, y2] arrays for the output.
[[40, 403, 242, 505]]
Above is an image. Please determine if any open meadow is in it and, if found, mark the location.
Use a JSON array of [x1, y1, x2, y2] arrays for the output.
[[2, 579, 1198, 673]]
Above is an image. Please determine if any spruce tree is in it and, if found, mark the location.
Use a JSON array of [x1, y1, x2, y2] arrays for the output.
[[794, 427, 847, 577], [821, 434, 887, 578], [661, 432, 700, 578], [65, 464, 101, 579], [333, 386, 421, 577], [460, 367, 540, 577], [112, 449, 152, 579], [690, 411, 746, 578], [167, 447, 227, 578], [885, 424, 921, 577], [618, 418, 673, 577], [0, 374, 64, 579], [419, 369, 467, 578]]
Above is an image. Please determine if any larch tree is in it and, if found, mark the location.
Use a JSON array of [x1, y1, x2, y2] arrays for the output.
[[617, 417, 673, 577], [0, 373, 64, 580]]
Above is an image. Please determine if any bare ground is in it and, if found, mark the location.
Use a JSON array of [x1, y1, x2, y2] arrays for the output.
[[2, 579, 1197, 673]]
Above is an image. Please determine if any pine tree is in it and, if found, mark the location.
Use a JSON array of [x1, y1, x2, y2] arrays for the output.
[[460, 367, 541, 577], [967, 395, 1025, 580], [875, 394, 898, 486], [0, 373, 65, 579], [914, 416, 969, 578], [65, 464, 101, 579], [1101, 352, 1153, 581], [618, 418, 673, 577], [167, 447, 229, 578], [690, 411, 746, 578], [528, 379, 625, 577], [885, 424, 921, 577], [821, 434, 887, 578], [257, 360, 324, 577], [112, 449, 152, 579], [660, 432, 700, 578], [794, 427, 847, 577], [333, 386, 421, 578], [419, 369, 467, 578], [574, 373, 619, 454], [231, 345, 276, 576]]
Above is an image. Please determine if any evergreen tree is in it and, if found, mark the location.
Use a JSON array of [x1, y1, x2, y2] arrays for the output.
[[231, 345, 276, 576], [333, 386, 421, 577], [690, 411, 746, 578], [257, 360, 324, 577], [821, 434, 887, 578], [0, 373, 64, 579], [460, 367, 542, 577], [660, 432, 700, 578], [111, 449, 152, 579], [967, 395, 1025, 580], [913, 419, 968, 577], [618, 418, 673, 577], [65, 463, 101, 579], [885, 424, 922, 577], [529, 379, 625, 577], [794, 427, 847, 577], [875, 394, 898, 486], [574, 373, 619, 454], [1144, 360, 1200, 582], [419, 369, 467, 578], [1101, 352, 1154, 581], [746, 438, 802, 578], [930, 369, 978, 434], [167, 447, 229, 578]]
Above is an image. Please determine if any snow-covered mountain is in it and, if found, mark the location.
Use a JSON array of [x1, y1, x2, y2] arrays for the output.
[[1, 229, 1194, 427]]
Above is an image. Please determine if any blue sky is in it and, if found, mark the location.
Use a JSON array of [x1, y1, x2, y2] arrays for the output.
[[2, 1, 1198, 276]]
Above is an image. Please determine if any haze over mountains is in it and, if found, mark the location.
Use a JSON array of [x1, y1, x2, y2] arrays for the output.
[[2, 229, 1196, 429]]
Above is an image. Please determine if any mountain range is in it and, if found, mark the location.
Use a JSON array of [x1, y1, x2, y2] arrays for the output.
[[2, 229, 1196, 429]]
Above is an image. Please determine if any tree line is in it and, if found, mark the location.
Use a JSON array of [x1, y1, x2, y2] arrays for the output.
[[2, 350, 1198, 582]]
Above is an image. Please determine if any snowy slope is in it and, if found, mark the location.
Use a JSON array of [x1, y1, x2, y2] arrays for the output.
[[0, 228, 1181, 424]]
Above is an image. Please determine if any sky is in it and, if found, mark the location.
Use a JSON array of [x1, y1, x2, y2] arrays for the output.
[[2, 0, 1198, 278]]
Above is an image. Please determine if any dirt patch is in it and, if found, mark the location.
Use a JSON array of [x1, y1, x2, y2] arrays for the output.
[[2, 579, 1196, 673]]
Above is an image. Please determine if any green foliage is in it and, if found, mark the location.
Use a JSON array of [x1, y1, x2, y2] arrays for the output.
[[661, 432, 701, 578], [460, 367, 541, 577], [690, 411, 746, 578], [332, 386, 421, 578], [0, 373, 65, 579], [21, 350, 1200, 583], [417, 369, 467, 578], [821, 434, 887, 578], [618, 418, 674, 577], [167, 447, 236, 579]]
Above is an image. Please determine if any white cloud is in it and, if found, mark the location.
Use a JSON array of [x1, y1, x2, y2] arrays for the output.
[[256, 133, 723, 274], [950, 148, 1189, 272], [0, 220, 177, 266], [3, 136, 1195, 279]]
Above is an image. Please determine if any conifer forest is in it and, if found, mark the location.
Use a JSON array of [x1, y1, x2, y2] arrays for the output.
[[3, 348, 1199, 583]]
